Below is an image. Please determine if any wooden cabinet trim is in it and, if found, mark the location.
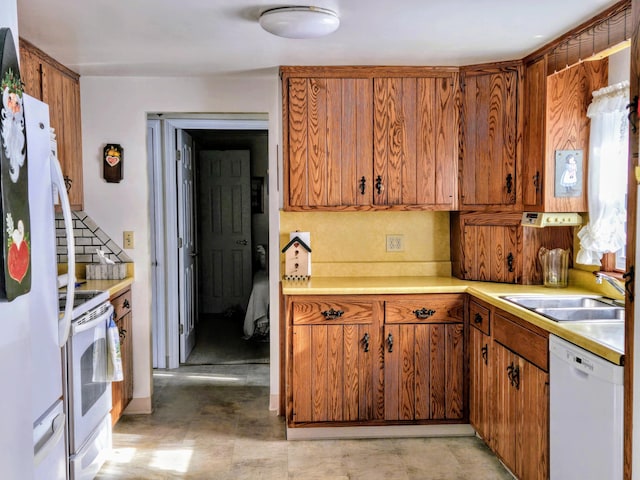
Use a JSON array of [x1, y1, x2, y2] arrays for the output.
[[281, 65, 459, 79], [469, 299, 490, 336], [493, 310, 549, 372]]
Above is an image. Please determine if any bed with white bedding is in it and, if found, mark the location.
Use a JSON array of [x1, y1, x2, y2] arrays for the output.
[[243, 269, 269, 339]]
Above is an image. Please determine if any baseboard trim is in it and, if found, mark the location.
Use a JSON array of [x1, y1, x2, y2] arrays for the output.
[[286, 423, 475, 440], [123, 396, 152, 415], [269, 394, 280, 413]]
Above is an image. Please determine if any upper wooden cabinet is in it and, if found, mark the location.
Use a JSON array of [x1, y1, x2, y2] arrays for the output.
[[281, 67, 458, 211], [19, 39, 84, 211], [522, 56, 608, 212], [459, 62, 522, 211]]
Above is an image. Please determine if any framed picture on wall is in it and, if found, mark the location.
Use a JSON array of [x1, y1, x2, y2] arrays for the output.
[[251, 177, 264, 214], [554, 149, 583, 197]]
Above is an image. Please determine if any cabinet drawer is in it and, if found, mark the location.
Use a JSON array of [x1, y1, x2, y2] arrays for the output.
[[292, 300, 373, 325], [494, 311, 548, 371], [111, 288, 132, 321], [469, 300, 490, 335], [385, 294, 464, 324]]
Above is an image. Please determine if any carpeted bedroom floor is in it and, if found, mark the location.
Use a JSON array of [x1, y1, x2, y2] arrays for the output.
[[184, 313, 270, 365]]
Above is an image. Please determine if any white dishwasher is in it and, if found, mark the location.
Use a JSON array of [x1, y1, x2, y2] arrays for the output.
[[549, 334, 624, 480]]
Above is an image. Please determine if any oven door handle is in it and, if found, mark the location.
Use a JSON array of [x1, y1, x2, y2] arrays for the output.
[[71, 304, 114, 336], [52, 153, 76, 347]]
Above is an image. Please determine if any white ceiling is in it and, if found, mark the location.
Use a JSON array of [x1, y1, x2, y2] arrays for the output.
[[16, 0, 621, 77]]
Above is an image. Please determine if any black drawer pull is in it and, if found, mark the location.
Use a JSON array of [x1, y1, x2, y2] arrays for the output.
[[413, 308, 436, 319], [123, 298, 130, 309], [321, 308, 344, 320], [474, 312, 483, 324]]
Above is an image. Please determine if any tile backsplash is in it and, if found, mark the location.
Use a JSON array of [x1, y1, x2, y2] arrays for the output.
[[55, 211, 132, 264]]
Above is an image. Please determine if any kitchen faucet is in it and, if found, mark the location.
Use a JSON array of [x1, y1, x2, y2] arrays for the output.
[[594, 271, 626, 298]]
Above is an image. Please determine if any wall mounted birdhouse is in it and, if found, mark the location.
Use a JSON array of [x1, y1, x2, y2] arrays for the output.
[[282, 235, 311, 280]]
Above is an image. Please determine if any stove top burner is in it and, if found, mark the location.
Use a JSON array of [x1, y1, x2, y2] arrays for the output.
[[59, 289, 110, 319]]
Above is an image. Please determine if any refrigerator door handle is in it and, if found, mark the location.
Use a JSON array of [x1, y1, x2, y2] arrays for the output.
[[51, 154, 76, 346], [33, 412, 65, 467]]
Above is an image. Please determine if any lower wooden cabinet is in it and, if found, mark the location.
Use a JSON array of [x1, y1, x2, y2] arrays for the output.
[[383, 295, 465, 421], [110, 287, 133, 425], [492, 341, 549, 480], [289, 297, 384, 423], [468, 300, 549, 480], [286, 293, 467, 427], [469, 299, 493, 445]]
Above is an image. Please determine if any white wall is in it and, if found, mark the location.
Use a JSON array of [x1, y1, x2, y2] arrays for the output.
[[80, 74, 281, 409], [2, 0, 19, 55]]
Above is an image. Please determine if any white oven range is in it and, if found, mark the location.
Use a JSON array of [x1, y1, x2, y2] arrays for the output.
[[62, 289, 114, 480]]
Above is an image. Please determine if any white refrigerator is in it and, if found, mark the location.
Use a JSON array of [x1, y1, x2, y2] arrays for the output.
[[0, 94, 76, 479]]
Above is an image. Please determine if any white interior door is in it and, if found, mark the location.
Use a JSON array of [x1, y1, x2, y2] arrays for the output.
[[177, 129, 196, 362], [197, 150, 252, 314]]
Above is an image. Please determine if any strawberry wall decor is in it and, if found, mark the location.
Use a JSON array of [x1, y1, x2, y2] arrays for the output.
[[103, 143, 123, 183], [0, 27, 31, 301]]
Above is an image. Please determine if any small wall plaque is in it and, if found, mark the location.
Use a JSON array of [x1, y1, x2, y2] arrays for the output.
[[554, 149, 583, 198], [103, 143, 123, 183]]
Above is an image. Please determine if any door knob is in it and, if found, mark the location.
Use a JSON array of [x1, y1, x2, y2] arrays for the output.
[[236, 240, 248, 246]]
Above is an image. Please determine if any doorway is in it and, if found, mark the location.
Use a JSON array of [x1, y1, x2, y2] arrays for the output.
[[148, 115, 270, 370], [185, 129, 270, 365]]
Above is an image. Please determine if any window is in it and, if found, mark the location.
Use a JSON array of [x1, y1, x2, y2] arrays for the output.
[[576, 81, 629, 269]]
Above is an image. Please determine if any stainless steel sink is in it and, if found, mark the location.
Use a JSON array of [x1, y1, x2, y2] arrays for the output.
[[502, 295, 613, 309], [535, 307, 624, 322], [502, 295, 624, 323]]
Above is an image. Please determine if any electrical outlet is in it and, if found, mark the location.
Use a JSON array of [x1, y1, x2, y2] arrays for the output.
[[386, 234, 404, 252], [123, 231, 134, 249]]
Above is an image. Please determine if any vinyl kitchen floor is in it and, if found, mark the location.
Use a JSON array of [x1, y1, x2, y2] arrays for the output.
[[97, 364, 513, 480]]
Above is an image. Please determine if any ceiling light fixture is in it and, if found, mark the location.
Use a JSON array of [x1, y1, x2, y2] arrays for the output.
[[259, 6, 340, 39]]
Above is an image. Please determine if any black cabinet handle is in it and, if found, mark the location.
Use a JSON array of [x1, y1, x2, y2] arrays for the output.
[[624, 266, 635, 303], [507, 362, 520, 390], [533, 171, 540, 192], [506, 173, 513, 194], [119, 328, 127, 340], [507, 253, 514, 273], [359, 176, 366, 195], [361, 333, 370, 352], [413, 308, 436, 319], [321, 308, 344, 320], [63, 176, 73, 193], [481, 344, 488, 365], [627, 95, 638, 134], [375, 175, 383, 195], [474, 313, 483, 324], [123, 299, 130, 309], [386, 333, 394, 353]]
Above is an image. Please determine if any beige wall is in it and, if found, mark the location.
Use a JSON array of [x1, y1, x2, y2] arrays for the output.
[[280, 211, 452, 277], [80, 74, 281, 408]]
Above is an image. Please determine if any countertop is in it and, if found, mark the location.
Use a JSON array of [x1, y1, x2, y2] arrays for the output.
[[282, 276, 625, 365], [71, 277, 133, 298]]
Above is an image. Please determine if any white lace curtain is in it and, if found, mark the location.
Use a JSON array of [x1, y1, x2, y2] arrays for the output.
[[576, 80, 629, 265]]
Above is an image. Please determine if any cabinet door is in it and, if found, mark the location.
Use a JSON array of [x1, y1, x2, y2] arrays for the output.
[[120, 311, 133, 407], [373, 75, 457, 208], [41, 62, 84, 210], [522, 58, 546, 210], [463, 222, 520, 283], [460, 65, 520, 209], [514, 356, 549, 480], [18, 42, 42, 99], [492, 342, 518, 473], [493, 341, 549, 480], [384, 322, 464, 421], [469, 326, 491, 443], [286, 77, 373, 208], [292, 323, 381, 423]]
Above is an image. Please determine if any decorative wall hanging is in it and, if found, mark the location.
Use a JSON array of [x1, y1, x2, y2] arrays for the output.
[[103, 143, 123, 183], [0, 27, 31, 301], [554, 149, 583, 198]]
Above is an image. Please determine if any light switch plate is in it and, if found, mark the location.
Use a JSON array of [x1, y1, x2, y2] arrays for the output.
[[123, 231, 134, 249]]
